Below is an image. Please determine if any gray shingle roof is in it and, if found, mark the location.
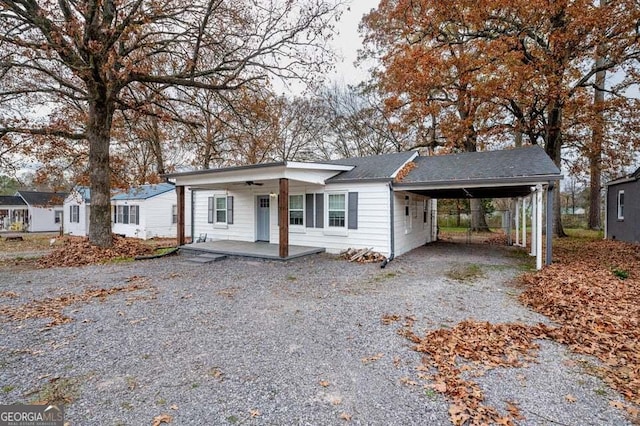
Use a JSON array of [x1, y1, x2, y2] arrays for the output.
[[326, 151, 417, 182], [17, 191, 67, 206], [111, 183, 175, 201], [0, 196, 26, 206], [400, 145, 561, 184]]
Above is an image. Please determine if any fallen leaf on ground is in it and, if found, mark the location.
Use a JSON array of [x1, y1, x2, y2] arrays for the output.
[[319, 380, 330, 387], [152, 414, 172, 426], [565, 394, 577, 403], [361, 353, 384, 364], [249, 409, 260, 417], [339, 412, 352, 421]]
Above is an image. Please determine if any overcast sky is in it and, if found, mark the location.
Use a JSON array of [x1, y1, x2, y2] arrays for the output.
[[326, 2, 373, 87]]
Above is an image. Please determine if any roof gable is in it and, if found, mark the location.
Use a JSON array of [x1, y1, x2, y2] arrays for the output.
[[16, 191, 68, 206], [111, 183, 175, 201]]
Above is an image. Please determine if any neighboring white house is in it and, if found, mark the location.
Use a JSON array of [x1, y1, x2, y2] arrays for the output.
[[0, 196, 28, 231], [166, 146, 563, 265], [0, 191, 67, 232], [63, 186, 91, 236], [111, 183, 191, 239]]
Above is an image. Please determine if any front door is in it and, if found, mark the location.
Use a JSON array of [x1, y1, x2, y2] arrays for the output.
[[256, 195, 270, 241]]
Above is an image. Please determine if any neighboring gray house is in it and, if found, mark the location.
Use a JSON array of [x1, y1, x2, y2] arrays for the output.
[[605, 167, 640, 243]]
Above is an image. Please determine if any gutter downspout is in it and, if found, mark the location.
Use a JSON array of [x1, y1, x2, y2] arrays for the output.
[[603, 184, 608, 240], [381, 183, 395, 268]]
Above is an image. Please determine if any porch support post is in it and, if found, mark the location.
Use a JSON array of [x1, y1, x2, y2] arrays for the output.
[[177, 185, 185, 246], [278, 178, 289, 258], [515, 198, 520, 246], [536, 184, 543, 270], [546, 182, 554, 266]]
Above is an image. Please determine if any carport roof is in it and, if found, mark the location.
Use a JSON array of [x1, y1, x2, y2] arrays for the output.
[[394, 145, 562, 198]]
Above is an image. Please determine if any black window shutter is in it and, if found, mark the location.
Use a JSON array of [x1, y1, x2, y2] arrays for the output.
[[207, 197, 214, 223], [315, 193, 324, 228], [348, 192, 358, 229], [305, 194, 314, 228], [227, 196, 234, 224]]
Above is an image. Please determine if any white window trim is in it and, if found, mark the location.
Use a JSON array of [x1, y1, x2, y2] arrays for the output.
[[70, 205, 80, 223], [288, 194, 305, 231], [324, 191, 348, 236], [214, 195, 228, 227], [617, 190, 625, 220]]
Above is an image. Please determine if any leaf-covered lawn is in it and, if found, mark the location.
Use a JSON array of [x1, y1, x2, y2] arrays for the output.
[[520, 237, 640, 410], [400, 233, 640, 425]]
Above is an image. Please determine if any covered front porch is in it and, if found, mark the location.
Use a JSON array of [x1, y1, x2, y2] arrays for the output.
[[179, 239, 325, 261]]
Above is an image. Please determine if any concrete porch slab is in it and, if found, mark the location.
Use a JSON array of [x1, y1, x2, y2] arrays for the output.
[[179, 240, 325, 261]]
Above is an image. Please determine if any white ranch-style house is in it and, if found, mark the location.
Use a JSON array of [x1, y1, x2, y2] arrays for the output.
[[167, 146, 562, 269]]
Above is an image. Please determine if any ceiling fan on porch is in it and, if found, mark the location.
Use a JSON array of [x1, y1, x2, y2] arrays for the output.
[[245, 181, 264, 186]]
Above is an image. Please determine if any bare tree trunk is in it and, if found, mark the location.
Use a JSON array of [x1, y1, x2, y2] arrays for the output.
[[87, 93, 114, 248], [588, 8, 607, 230], [149, 116, 166, 176], [470, 198, 490, 232], [546, 102, 567, 237]]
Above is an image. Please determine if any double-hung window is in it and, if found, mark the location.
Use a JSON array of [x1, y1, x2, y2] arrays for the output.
[[208, 196, 227, 224], [55, 210, 63, 224], [171, 205, 177, 224], [328, 193, 346, 228], [289, 195, 304, 226], [69, 205, 79, 223]]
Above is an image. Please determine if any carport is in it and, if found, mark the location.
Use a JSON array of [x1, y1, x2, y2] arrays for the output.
[[394, 146, 563, 269]]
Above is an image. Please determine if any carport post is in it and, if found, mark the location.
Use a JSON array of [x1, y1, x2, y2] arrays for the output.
[[530, 192, 536, 256], [545, 183, 554, 266], [522, 198, 526, 249], [536, 184, 543, 270], [515, 198, 520, 246]]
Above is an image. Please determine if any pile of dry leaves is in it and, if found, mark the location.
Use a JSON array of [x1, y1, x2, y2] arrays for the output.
[[0, 276, 150, 327], [520, 238, 640, 409], [37, 235, 156, 268], [395, 236, 640, 425]]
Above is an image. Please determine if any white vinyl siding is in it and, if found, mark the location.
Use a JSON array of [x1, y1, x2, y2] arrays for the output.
[[111, 189, 190, 239], [191, 183, 433, 258]]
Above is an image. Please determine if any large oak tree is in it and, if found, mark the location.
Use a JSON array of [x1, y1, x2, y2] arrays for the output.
[[0, 0, 340, 246], [361, 0, 640, 236]]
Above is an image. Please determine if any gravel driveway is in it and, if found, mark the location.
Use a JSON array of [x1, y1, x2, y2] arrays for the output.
[[0, 242, 631, 425]]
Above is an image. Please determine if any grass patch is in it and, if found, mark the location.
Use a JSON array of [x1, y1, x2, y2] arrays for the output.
[[31, 377, 80, 405], [612, 268, 629, 280], [153, 247, 177, 256], [2, 385, 15, 393], [445, 264, 485, 283], [373, 272, 397, 282]]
